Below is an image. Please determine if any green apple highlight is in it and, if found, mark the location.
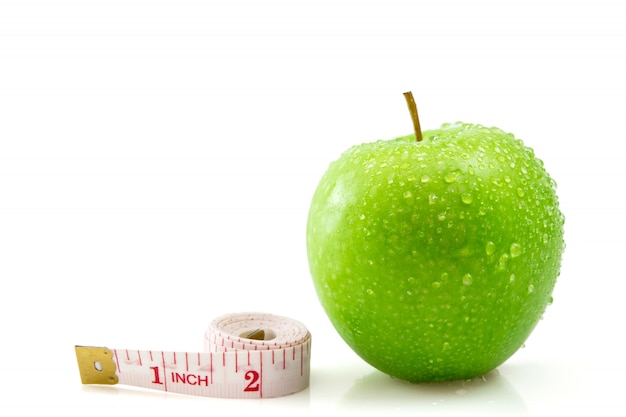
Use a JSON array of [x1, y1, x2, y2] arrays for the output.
[[306, 103, 565, 382]]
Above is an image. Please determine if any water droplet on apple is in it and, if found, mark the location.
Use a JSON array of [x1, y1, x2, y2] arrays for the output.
[[468, 165, 475, 175], [441, 272, 449, 282], [491, 177, 503, 187], [444, 171, 460, 183], [498, 253, 509, 269], [509, 274, 516, 283], [429, 194, 438, 205], [359, 213, 366, 220], [403, 190, 413, 199], [517, 188, 525, 197], [437, 212, 446, 221], [442, 342, 451, 351], [461, 193, 473, 204], [485, 241, 496, 256], [420, 175, 430, 183], [510, 243, 522, 258], [366, 288, 374, 295], [432, 281, 441, 289], [462, 273, 473, 286], [527, 284, 535, 294], [459, 246, 473, 257]]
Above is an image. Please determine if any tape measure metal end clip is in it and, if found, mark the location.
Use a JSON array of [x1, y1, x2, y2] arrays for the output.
[[74, 346, 119, 385]]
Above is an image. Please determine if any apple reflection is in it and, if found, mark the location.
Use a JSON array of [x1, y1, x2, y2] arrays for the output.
[[339, 368, 528, 416]]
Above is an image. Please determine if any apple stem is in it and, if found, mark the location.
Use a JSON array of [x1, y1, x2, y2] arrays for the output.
[[403, 91, 423, 142]]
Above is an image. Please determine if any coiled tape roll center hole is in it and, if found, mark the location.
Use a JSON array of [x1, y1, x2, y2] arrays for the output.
[[238, 328, 276, 340]]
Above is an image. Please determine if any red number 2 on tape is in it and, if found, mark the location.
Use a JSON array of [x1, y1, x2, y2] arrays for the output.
[[243, 370, 260, 392]]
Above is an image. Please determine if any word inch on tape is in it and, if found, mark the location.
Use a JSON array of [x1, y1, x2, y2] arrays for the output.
[[75, 313, 311, 399]]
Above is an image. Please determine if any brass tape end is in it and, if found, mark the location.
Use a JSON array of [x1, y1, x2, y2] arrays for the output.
[[75, 346, 119, 385]]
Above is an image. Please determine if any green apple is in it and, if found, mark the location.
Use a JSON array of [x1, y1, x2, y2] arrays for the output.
[[306, 94, 565, 382]]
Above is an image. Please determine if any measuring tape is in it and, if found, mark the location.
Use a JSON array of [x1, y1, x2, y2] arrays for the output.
[[75, 312, 311, 399]]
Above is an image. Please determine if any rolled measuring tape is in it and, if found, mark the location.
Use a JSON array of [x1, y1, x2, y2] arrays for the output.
[[75, 312, 311, 399]]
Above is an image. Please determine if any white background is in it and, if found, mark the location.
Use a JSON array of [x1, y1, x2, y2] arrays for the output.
[[1, 0, 624, 415]]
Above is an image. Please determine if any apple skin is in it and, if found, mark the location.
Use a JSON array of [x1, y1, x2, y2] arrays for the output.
[[306, 122, 565, 382]]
